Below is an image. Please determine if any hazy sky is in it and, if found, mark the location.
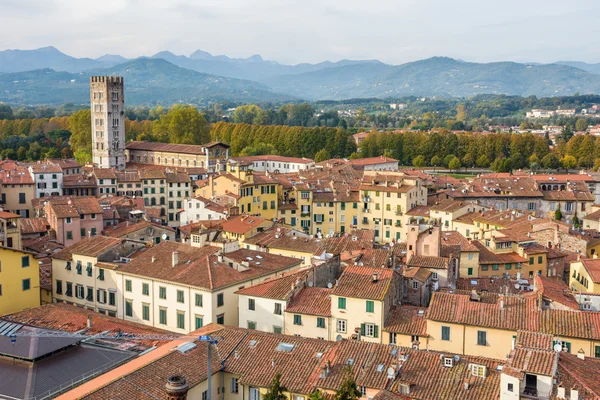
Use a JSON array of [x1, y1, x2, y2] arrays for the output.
[[1, 0, 599, 65]]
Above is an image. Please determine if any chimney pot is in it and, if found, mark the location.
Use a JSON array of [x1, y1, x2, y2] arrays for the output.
[[165, 375, 189, 400], [172, 251, 179, 267], [86, 316, 92, 329]]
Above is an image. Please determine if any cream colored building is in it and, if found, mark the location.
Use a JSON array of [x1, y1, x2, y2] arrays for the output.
[[569, 258, 600, 293], [51, 236, 146, 317], [116, 241, 302, 333], [330, 265, 400, 343]]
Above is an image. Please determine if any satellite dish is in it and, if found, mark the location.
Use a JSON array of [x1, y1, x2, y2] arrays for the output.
[[553, 343, 562, 352], [327, 282, 333, 289], [308, 281, 314, 287], [514, 283, 521, 290], [162, 233, 168, 240], [454, 355, 460, 362], [336, 335, 342, 342], [387, 367, 395, 376]]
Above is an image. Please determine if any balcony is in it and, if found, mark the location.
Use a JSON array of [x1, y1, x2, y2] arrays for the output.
[[395, 211, 403, 216]]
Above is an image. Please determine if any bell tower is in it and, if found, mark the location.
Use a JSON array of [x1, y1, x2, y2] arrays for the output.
[[90, 76, 125, 170]]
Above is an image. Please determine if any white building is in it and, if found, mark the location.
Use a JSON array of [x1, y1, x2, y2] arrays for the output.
[[28, 163, 63, 198], [228, 155, 315, 173], [349, 156, 399, 171], [115, 241, 303, 333], [51, 236, 146, 317], [178, 196, 229, 226], [526, 109, 555, 119]]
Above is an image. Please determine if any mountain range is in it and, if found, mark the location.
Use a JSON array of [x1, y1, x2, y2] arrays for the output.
[[1, 46, 600, 105]]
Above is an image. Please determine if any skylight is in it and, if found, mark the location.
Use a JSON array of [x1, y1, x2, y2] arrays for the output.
[[276, 342, 295, 352]]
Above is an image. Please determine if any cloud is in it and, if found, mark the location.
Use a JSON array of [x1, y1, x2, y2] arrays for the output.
[[0, 0, 599, 64]]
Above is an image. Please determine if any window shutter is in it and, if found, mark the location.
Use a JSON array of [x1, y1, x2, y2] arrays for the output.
[[360, 324, 365, 336], [374, 325, 379, 338]]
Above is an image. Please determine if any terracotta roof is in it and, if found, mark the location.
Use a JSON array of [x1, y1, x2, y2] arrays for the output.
[[535, 275, 579, 310], [62, 174, 97, 187], [23, 236, 64, 256], [322, 230, 375, 255], [515, 330, 553, 350], [430, 199, 467, 213], [557, 352, 600, 399], [580, 258, 600, 283], [449, 177, 543, 199], [407, 255, 449, 269], [126, 140, 210, 155], [539, 309, 600, 341], [427, 292, 540, 332], [473, 241, 528, 264], [165, 172, 190, 183], [118, 243, 302, 290], [583, 209, 600, 221], [0, 211, 21, 219], [235, 271, 307, 300], [103, 220, 174, 238], [83, 341, 222, 399], [51, 236, 124, 261], [402, 266, 432, 282], [28, 163, 62, 173], [387, 349, 501, 400], [332, 265, 395, 300], [46, 197, 104, 218], [285, 287, 332, 316], [47, 158, 81, 169], [456, 277, 528, 295], [4, 303, 175, 349], [91, 168, 118, 180], [178, 220, 224, 237], [384, 306, 428, 336], [405, 205, 430, 217], [508, 347, 557, 376], [222, 215, 270, 235], [0, 168, 34, 184], [19, 218, 49, 234]]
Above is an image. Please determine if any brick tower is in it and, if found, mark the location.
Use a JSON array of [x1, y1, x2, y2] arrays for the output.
[[90, 76, 125, 170]]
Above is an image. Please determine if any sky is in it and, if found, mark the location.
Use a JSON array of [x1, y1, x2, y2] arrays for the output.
[[1, 0, 600, 65]]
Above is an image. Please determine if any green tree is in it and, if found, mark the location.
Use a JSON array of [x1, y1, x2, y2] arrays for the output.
[[456, 103, 467, 121], [0, 104, 13, 120], [152, 106, 210, 144], [561, 124, 574, 142], [308, 390, 328, 400], [462, 153, 474, 169], [555, 209, 563, 221], [314, 148, 331, 163], [491, 157, 512, 173], [73, 149, 92, 165], [335, 365, 361, 400], [233, 105, 263, 124], [476, 154, 491, 168], [560, 155, 577, 172], [264, 373, 287, 400], [16, 146, 27, 161], [69, 109, 92, 154], [412, 155, 426, 168], [430, 155, 441, 167], [528, 154, 539, 170], [448, 156, 461, 171], [573, 214, 581, 228], [575, 118, 588, 132], [541, 153, 560, 170]]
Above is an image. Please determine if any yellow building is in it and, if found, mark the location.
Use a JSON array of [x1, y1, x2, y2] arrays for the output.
[[221, 215, 273, 241], [0, 211, 22, 250], [441, 231, 480, 277], [359, 173, 426, 243], [0, 167, 35, 218], [569, 258, 600, 293], [382, 305, 428, 348], [330, 265, 399, 343], [0, 246, 40, 315]]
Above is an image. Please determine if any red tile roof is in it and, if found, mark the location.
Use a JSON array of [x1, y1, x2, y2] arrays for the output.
[[580, 258, 600, 283], [332, 265, 396, 300], [535, 275, 579, 310], [235, 271, 307, 300], [19, 218, 50, 234], [103, 220, 174, 238], [407, 255, 449, 270], [285, 287, 332, 317], [508, 347, 557, 376], [384, 306, 428, 336], [222, 215, 270, 235], [51, 236, 124, 260], [441, 231, 479, 252], [350, 156, 398, 166], [515, 330, 553, 350]]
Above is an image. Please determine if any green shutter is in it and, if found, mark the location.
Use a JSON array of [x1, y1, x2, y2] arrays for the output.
[[338, 297, 346, 309], [360, 324, 365, 336], [374, 325, 379, 338]]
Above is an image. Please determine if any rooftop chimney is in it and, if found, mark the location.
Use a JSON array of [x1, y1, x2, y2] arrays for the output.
[[86, 316, 93, 329], [165, 375, 189, 400], [172, 251, 179, 267], [372, 272, 378, 283], [577, 349, 585, 360]]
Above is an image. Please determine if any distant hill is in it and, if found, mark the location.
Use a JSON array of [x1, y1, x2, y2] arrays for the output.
[[3, 47, 600, 103], [0, 58, 292, 105], [0, 46, 104, 73], [264, 57, 600, 99], [555, 61, 600, 75]]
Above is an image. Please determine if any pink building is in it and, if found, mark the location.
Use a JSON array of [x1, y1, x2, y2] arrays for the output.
[[44, 197, 104, 246]]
